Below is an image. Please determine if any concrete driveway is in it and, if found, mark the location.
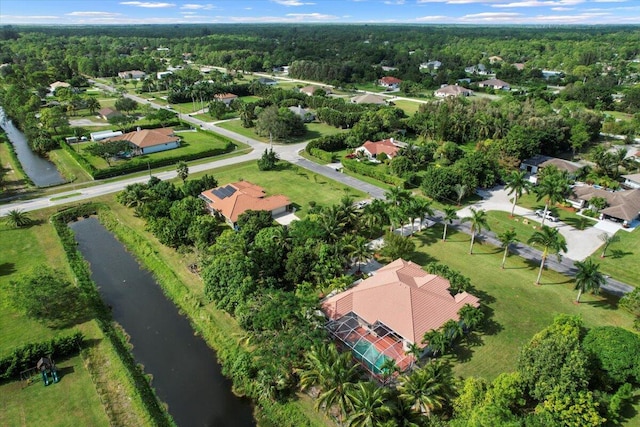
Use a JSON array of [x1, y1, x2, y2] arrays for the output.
[[457, 186, 609, 261]]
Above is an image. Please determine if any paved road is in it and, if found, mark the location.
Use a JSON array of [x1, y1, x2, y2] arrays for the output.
[[2, 80, 634, 296]]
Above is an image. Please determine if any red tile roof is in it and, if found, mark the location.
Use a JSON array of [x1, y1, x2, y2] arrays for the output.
[[322, 259, 480, 344], [105, 127, 179, 148], [379, 76, 402, 85], [214, 93, 238, 100], [200, 181, 290, 223], [360, 139, 400, 158]]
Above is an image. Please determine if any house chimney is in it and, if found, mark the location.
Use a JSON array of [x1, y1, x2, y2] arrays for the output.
[[137, 126, 141, 132], [390, 137, 394, 144]]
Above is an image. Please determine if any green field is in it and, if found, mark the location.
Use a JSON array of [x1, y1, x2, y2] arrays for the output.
[[217, 119, 346, 144], [408, 224, 635, 380], [589, 227, 640, 287], [190, 160, 366, 215], [390, 99, 423, 116], [0, 355, 110, 427]]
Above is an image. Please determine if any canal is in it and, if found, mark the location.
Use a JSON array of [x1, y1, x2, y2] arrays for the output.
[[0, 107, 65, 187], [70, 217, 256, 427]]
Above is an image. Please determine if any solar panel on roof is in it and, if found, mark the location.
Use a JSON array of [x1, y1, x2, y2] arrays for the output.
[[211, 185, 237, 199]]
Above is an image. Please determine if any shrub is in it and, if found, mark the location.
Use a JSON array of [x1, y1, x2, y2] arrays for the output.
[[583, 326, 640, 386], [341, 158, 404, 187]]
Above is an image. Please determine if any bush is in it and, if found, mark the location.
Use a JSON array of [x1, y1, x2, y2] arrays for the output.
[[0, 332, 84, 380], [341, 158, 404, 187], [583, 326, 640, 386], [308, 147, 335, 163]]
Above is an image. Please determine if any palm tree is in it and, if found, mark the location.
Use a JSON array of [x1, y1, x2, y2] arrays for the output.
[[397, 360, 454, 417], [498, 229, 518, 269], [454, 183, 467, 206], [422, 329, 448, 357], [4, 209, 32, 228], [535, 167, 572, 227], [612, 147, 628, 178], [527, 225, 568, 285], [461, 208, 489, 255], [346, 381, 393, 427], [505, 170, 531, 217], [362, 199, 389, 236], [176, 161, 189, 182], [574, 258, 606, 303], [385, 186, 410, 206], [441, 319, 464, 343], [411, 197, 434, 232], [349, 235, 373, 274], [441, 207, 458, 242], [299, 344, 359, 422], [389, 395, 426, 427], [379, 358, 399, 386], [405, 342, 424, 368], [598, 232, 618, 258], [457, 304, 484, 333]]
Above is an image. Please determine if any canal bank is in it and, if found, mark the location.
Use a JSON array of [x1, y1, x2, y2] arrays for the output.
[[70, 217, 256, 427], [0, 107, 65, 187]]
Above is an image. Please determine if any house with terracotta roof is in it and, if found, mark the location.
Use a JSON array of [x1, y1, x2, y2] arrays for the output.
[[478, 78, 511, 90], [355, 138, 401, 161], [103, 127, 180, 155], [378, 76, 402, 89], [200, 181, 291, 228], [322, 259, 480, 373], [350, 93, 386, 105], [49, 81, 70, 94], [434, 85, 474, 98], [213, 93, 238, 106]]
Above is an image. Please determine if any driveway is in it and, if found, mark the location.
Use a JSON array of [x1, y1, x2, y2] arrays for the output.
[[457, 186, 609, 261]]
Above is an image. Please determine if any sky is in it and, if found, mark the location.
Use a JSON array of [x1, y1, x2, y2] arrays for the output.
[[0, 0, 639, 26]]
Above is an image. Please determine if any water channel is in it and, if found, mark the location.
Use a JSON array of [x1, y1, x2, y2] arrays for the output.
[[0, 107, 65, 187], [70, 217, 256, 427]]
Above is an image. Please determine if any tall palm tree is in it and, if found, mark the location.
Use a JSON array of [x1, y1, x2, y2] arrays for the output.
[[412, 197, 435, 232], [405, 342, 424, 368], [527, 225, 568, 285], [397, 360, 454, 417], [535, 167, 572, 227], [389, 395, 426, 427], [498, 228, 518, 269], [598, 232, 618, 258], [461, 207, 489, 255], [505, 170, 531, 217], [612, 147, 628, 178], [441, 319, 464, 343], [574, 258, 606, 303], [346, 381, 393, 427], [441, 207, 458, 242], [349, 235, 373, 273], [385, 186, 410, 206], [362, 199, 389, 235], [4, 209, 32, 228]]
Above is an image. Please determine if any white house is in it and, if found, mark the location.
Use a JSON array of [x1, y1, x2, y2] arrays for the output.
[[118, 70, 146, 80], [478, 78, 511, 90], [434, 85, 473, 98]]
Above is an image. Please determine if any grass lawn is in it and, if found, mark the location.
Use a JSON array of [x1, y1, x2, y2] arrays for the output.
[[48, 148, 93, 184], [408, 224, 635, 380], [390, 99, 423, 116], [240, 96, 261, 103], [588, 227, 640, 287], [0, 137, 32, 195], [0, 355, 110, 427], [217, 119, 346, 144], [190, 160, 366, 215], [0, 217, 73, 356], [485, 210, 544, 244]]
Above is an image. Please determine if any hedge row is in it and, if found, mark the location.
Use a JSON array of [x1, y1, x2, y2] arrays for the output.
[[305, 133, 348, 152], [308, 147, 335, 163], [0, 332, 84, 381], [51, 204, 175, 427], [341, 157, 405, 187], [1, 130, 34, 187]]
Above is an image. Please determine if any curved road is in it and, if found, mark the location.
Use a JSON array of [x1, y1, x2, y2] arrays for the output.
[[1, 81, 634, 296]]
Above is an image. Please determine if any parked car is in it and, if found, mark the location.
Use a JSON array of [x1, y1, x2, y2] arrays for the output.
[[535, 209, 558, 222]]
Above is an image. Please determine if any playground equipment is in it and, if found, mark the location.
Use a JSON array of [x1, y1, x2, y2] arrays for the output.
[[37, 357, 59, 386]]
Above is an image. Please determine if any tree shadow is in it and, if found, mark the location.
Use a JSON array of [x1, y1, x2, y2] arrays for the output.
[[414, 230, 439, 247], [409, 251, 436, 266], [540, 278, 573, 286], [0, 262, 16, 277], [617, 393, 640, 425], [610, 249, 633, 259], [580, 292, 621, 310], [57, 365, 75, 380]]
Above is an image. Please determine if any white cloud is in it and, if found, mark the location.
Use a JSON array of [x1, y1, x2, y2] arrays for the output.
[[493, 0, 584, 8], [384, 0, 406, 4], [271, 0, 315, 6], [415, 15, 449, 21], [551, 7, 575, 10], [181, 3, 215, 10], [285, 12, 339, 19], [119, 1, 176, 8], [66, 11, 121, 17], [0, 14, 59, 21], [459, 11, 523, 21]]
